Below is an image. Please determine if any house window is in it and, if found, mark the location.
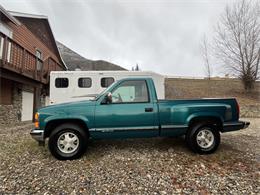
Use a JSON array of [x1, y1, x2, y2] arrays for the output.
[[0, 38, 12, 62], [55, 78, 69, 88], [0, 22, 12, 62], [36, 50, 42, 70], [101, 77, 114, 88], [78, 78, 92, 88]]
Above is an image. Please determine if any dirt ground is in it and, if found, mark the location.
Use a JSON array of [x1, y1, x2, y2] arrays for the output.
[[0, 118, 259, 194]]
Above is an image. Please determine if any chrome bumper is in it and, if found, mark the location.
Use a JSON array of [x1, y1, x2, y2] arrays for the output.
[[222, 121, 250, 132], [30, 129, 44, 142]]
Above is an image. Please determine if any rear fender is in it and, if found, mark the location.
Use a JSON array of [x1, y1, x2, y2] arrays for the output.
[[186, 112, 224, 127]]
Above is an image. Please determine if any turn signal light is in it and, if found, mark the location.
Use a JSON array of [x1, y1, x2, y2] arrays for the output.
[[34, 121, 39, 128], [35, 112, 39, 121], [34, 112, 39, 128]]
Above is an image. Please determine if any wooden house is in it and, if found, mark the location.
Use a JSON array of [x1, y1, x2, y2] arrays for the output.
[[0, 5, 67, 125]]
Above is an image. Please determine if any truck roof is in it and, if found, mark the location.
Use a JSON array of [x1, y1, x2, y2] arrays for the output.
[[117, 77, 154, 81]]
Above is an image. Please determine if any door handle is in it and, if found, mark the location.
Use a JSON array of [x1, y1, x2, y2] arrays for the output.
[[145, 108, 153, 112]]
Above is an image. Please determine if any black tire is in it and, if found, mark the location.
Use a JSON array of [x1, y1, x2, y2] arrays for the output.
[[48, 123, 88, 160], [186, 123, 220, 154]]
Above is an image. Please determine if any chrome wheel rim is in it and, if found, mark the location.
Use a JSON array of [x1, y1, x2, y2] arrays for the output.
[[57, 132, 79, 154], [196, 129, 214, 149]]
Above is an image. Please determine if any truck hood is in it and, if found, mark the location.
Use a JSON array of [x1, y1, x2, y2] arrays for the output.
[[38, 100, 95, 114]]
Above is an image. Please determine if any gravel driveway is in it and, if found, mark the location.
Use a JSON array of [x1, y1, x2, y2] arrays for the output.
[[0, 118, 259, 194]]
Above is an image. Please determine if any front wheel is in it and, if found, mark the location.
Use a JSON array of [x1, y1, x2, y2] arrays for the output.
[[186, 123, 220, 154], [48, 123, 88, 160]]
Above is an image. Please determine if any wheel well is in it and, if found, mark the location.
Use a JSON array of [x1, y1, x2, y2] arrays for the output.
[[188, 116, 223, 130], [44, 119, 89, 138]]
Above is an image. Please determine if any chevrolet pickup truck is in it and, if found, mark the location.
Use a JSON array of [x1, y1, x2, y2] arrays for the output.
[[31, 78, 250, 160]]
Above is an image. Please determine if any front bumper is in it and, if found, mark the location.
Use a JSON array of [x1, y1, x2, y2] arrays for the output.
[[222, 121, 250, 132], [30, 129, 45, 142]]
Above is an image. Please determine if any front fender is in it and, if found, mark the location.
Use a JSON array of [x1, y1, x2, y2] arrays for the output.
[[43, 114, 90, 130]]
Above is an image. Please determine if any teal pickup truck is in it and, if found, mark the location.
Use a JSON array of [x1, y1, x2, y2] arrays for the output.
[[31, 78, 249, 160]]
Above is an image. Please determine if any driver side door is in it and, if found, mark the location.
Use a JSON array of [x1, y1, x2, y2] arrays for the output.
[[93, 80, 158, 139]]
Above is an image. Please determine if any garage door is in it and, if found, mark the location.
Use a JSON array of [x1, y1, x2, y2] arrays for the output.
[[22, 91, 34, 121]]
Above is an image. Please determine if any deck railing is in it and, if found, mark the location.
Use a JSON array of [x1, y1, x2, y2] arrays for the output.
[[0, 32, 63, 84]]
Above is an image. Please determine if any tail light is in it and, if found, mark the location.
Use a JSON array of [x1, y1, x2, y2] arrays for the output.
[[235, 99, 240, 118]]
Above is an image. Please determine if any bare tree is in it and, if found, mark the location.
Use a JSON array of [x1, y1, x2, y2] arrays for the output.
[[201, 35, 213, 79], [135, 63, 140, 71], [214, 0, 260, 90], [131, 64, 140, 71]]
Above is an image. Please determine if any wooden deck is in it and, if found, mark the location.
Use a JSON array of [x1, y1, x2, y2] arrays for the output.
[[0, 32, 62, 84]]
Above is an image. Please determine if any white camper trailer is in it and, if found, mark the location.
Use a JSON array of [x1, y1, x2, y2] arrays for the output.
[[49, 71, 165, 105]]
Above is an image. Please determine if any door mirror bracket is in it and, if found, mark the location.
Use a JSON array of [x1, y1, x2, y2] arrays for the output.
[[107, 92, 112, 103], [101, 92, 112, 104]]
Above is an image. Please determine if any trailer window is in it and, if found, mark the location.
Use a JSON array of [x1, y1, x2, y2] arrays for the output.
[[78, 78, 92, 88], [101, 77, 114, 88], [55, 78, 69, 88]]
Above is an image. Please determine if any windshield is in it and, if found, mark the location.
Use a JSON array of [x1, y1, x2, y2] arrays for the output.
[[94, 81, 117, 101]]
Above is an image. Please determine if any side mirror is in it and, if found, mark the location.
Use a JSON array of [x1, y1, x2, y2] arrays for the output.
[[102, 92, 112, 104], [107, 92, 112, 104]]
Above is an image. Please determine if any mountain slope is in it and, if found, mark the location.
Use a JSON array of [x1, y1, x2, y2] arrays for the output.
[[57, 41, 127, 71]]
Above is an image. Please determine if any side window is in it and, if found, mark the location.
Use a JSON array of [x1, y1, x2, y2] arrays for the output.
[[55, 78, 69, 88], [0, 23, 13, 62], [111, 80, 149, 103], [101, 77, 114, 88], [78, 77, 92, 88]]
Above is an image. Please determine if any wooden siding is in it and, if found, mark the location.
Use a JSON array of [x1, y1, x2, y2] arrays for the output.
[[6, 20, 64, 69], [0, 19, 65, 84], [15, 17, 58, 57]]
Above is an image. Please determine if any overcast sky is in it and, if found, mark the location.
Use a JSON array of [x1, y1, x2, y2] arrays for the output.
[[0, 0, 238, 77]]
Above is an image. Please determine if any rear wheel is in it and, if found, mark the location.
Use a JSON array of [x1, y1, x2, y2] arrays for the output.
[[48, 123, 88, 160], [186, 123, 220, 154]]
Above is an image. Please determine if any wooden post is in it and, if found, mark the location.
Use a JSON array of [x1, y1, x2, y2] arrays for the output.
[[47, 58, 50, 82], [32, 87, 37, 122], [21, 48, 25, 73], [40, 59, 44, 82], [2, 36, 8, 66], [34, 55, 37, 79], [32, 86, 41, 121]]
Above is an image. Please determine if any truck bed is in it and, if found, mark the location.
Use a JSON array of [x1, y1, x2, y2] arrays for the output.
[[158, 98, 239, 125]]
